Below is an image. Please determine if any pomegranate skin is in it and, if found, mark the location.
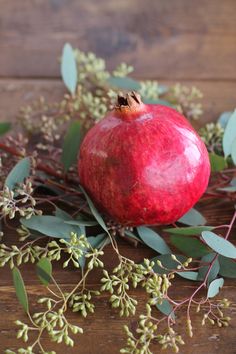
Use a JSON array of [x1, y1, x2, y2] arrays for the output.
[[78, 96, 210, 226]]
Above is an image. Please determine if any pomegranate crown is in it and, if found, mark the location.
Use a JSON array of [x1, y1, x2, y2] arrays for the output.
[[115, 91, 142, 111]]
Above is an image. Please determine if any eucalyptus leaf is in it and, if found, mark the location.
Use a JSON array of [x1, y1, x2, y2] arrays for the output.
[[218, 111, 232, 128], [178, 208, 206, 226], [107, 76, 141, 90], [124, 230, 141, 243], [201, 231, 236, 258], [218, 185, 236, 192], [12, 267, 29, 313], [164, 226, 213, 235], [80, 186, 109, 234], [137, 226, 171, 254], [197, 253, 219, 285], [231, 178, 236, 186], [223, 109, 236, 157], [79, 224, 86, 237], [158, 85, 169, 95], [65, 220, 98, 227], [231, 138, 236, 165], [61, 120, 81, 171], [219, 256, 236, 278], [142, 98, 173, 107], [0, 122, 11, 136], [78, 234, 109, 269], [61, 43, 77, 94], [207, 278, 224, 298], [20, 215, 80, 239], [150, 254, 188, 275], [170, 235, 209, 257], [156, 299, 175, 320], [5, 157, 31, 191], [36, 258, 52, 286], [87, 233, 109, 249], [218, 177, 236, 192], [78, 253, 86, 269], [176, 271, 199, 281], [54, 207, 73, 221], [209, 153, 227, 172]]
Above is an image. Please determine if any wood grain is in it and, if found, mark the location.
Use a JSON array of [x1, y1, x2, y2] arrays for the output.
[[1, 0, 236, 353], [0, 280, 236, 354], [0, 0, 236, 79]]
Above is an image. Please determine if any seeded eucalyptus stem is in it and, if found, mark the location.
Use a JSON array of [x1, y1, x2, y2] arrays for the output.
[[1, 44, 236, 354]]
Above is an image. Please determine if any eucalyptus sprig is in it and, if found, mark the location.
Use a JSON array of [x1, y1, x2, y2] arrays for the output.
[[0, 43, 236, 354]]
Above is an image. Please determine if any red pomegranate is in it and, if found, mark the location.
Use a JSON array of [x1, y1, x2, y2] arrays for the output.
[[78, 92, 210, 226]]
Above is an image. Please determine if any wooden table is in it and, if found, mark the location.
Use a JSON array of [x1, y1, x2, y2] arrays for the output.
[[0, 1, 236, 353]]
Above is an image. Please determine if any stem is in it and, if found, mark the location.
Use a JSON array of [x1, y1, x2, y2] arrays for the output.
[[0, 142, 24, 157], [167, 209, 236, 326], [0, 141, 79, 184], [186, 210, 236, 320], [224, 210, 236, 240]]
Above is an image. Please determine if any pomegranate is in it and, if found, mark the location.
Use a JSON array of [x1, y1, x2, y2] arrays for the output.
[[78, 92, 210, 226]]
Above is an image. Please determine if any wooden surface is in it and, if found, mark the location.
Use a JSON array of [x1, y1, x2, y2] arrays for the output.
[[0, 1, 236, 353]]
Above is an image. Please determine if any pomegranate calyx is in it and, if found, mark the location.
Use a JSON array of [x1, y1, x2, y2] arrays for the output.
[[116, 91, 141, 108], [114, 91, 145, 120]]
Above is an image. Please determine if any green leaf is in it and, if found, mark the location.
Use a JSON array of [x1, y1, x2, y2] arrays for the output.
[[218, 177, 236, 192], [36, 258, 52, 286], [218, 111, 232, 128], [12, 267, 29, 313], [65, 220, 98, 227], [87, 233, 109, 249], [61, 43, 77, 94], [209, 153, 227, 172], [107, 76, 141, 91], [79, 224, 86, 237], [227, 177, 235, 186], [201, 231, 236, 258], [156, 299, 175, 320], [142, 98, 173, 107], [124, 230, 141, 243], [137, 226, 171, 254], [219, 256, 236, 278], [178, 208, 206, 226], [54, 207, 72, 221], [150, 254, 188, 275], [55, 207, 87, 236], [223, 109, 236, 157], [164, 226, 214, 235], [5, 157, 31, 191], [80, 186, 109, 234], [0, 122, 11, 136], [219, 186, 236, 192], [158, 85, 169, 95], [61, 120, 82, 171], [231, 138, 236, 165], [20, 215, 80, 239], [176, 271, 199, 281], [207, 278, 224, 298], [197, 253, 219, 285], [79, 234, 109, 269], [170, 235, 209, 257]]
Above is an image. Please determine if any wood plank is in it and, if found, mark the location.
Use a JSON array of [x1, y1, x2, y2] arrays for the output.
[[0, 0, 236, 79], [0, 79, 235, 126], [0, 281, 236, 354]]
